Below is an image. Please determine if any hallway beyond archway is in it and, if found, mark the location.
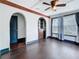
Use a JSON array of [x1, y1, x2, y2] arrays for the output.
[[38, 17, 46, 40], [10, 13, 26, 50]]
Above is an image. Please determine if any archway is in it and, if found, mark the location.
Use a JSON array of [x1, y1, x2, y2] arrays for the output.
[[10, 13, 26, 50], [38, 17, 46, 40]]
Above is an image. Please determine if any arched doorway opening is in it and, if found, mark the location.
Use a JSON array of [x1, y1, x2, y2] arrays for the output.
[[10, 13, 26, 50], [38, 17, 46, 40]]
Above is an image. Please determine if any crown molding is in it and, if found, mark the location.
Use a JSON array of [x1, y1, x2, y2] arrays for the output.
[[0, 0, 50, 18]]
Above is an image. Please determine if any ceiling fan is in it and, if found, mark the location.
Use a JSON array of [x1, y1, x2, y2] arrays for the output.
[[43, 0, 66, 11]]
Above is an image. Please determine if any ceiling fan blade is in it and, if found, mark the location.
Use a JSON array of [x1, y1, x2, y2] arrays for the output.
[[45, 7, 50, 11], [43, 2, 50, 5], [56, 4, 66, 7]]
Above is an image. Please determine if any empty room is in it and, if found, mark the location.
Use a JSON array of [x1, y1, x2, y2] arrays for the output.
[[0, 0, 79, 59]]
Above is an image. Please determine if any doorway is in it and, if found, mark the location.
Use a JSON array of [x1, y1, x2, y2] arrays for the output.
[[10, 13, 26, 50], [10, 16, 18, 44], [38, 17, 46, 40]]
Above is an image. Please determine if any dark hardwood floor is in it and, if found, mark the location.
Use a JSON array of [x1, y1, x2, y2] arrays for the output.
[[1, 39, 79, 59], [10, 42, 26, 50]]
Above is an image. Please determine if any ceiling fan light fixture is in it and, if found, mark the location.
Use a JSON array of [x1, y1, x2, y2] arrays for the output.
[[43, 0, 66, 11], [53, 6, 56, 11]]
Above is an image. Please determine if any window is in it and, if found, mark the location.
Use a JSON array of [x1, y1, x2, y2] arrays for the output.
[[63, 14, 77, 41], [52, 18, 59, 38]]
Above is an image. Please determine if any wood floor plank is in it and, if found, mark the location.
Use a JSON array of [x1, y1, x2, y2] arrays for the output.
[[1, 39, 79, 59]]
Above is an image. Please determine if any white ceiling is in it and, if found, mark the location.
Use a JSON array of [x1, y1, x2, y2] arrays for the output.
[[8, 0, 79, 16]]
